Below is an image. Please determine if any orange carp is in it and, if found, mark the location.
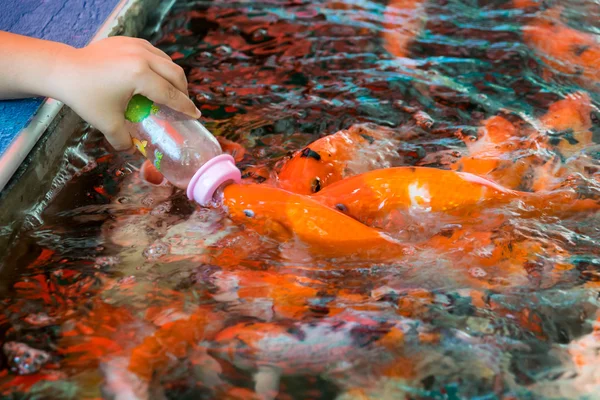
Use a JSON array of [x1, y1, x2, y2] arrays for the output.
[[311, 166, 598, 229], [453, 92, 595, 191], [523, 8, 600, 84], [208, 269, 324, 320], [221, 183, 406, 261], [277, 124, 409, 195], [382, 0, 427, 59], [311, 166, 518, 225]]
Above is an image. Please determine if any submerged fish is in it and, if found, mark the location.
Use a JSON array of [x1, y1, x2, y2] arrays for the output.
[[382, 0, 427, 59], [523, 7, 600, 85], [210, 310, 415, 400], [453, 92, 596, 192], [208, 269, 324, 320]]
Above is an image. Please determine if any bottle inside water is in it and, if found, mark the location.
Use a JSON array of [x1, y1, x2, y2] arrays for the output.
[[125, 95, 241, 206]]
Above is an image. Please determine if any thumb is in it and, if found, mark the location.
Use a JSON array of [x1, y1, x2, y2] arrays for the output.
[[70, 103, 133, 151]]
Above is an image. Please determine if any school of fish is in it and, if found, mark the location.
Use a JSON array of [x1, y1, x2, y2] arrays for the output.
[[3, 1, 600, 399]]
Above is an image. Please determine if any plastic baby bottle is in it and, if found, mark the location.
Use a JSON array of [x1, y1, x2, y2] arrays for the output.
[[124, 95, 241, 206]]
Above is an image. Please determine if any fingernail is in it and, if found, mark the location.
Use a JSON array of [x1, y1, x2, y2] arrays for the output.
[[195, 108, 202, 118]]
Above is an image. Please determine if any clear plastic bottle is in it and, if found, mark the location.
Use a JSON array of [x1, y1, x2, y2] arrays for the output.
[[125, 95, 241, 205]]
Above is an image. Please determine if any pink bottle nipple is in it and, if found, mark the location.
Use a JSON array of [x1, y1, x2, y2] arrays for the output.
[[186, 154, 241, 206]]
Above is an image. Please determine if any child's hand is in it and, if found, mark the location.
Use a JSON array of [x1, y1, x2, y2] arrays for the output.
[[52, 36, 201, 150]]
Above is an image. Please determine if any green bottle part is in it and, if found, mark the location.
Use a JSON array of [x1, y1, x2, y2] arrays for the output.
[[125, 95, 159, 122]]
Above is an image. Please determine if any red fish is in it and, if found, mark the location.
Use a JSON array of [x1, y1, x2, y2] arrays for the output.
[[128, 307, 223, 382], [277, 124, 408, 195]]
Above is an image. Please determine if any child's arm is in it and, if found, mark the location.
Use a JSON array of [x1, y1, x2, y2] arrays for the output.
[[0, 31, 200, 150]]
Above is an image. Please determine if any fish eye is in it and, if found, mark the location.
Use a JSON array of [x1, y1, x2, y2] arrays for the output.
[[243, 209, 255, 217], [311, 178, 322, 193]]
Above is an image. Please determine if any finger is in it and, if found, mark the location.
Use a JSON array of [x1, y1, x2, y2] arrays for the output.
[[104, 121, 134, 151], [138, 72, 201, 119], [137, 39, 172, 61], [147, 56, 189, 95], [140, 160, 166, 185]]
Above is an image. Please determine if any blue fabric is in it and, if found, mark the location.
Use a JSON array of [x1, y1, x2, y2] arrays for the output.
[[0, 0, 121, 157]]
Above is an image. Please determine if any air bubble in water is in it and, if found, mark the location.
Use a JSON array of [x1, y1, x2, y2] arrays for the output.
[[215, 45, 232, 57], [3, 342, 50, 375], [150, 201, 172, 216], [143, 242, 170, 260], [95, 256, 120, 267], [469, 267, 487, 278], [141, 196, 155, 207], [252, 28, 268, 42]]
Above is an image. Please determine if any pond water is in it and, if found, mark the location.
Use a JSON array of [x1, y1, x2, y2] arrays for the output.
[[2, 0, 600, 399]]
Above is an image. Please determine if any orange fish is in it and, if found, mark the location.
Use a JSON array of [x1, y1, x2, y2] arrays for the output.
[[59, 300, 136, 369], [540, 91, 594, 159], [382, 0, 427, 59], [511, 0, 540, 9], [523, 7, 600, 84], [312, 166, 598, 227], [277, 124, 407, 195], [128, 306, 224, 382], [522, 92, 595, 191], [209, 269, 324, 319], [217, 136, 246, 163], [453, 93, 595, 192], [452, 116, 520, 173], [221, 183, 406, 261], [450, 116, 545, 191], [312, 166, 517, 225]]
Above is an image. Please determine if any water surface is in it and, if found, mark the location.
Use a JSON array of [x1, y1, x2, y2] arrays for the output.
[[2, 0, 600, 398]]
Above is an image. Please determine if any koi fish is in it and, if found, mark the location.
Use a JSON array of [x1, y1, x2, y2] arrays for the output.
[[277, 124, 409, 195], [523, 7, 600, 85], [217, 136, 246, 162], [207, 268, 324, 320], [453, 92, 595, 192], [312, 166, 599, 228], [210, 311, 415, 400], [312, 166, 517, 224], [58, 300, 137, 367], [452, 120, 537, 192], [510, 0, 540, 10], [221, 183, 406, 261], [451, 116, 528, 188], [382, 0, 427, 59], [128, 307, 223, 382], [539, 91, 594, 159]]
